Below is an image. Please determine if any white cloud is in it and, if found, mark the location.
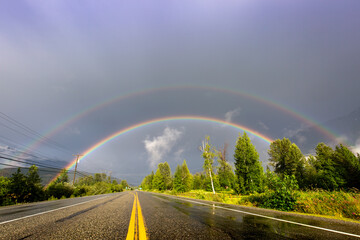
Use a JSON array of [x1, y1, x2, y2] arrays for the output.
[[143, 127, 182, 169], [283, 126, 307, 145], [224, 108, 241, 123], [350, 137, 360, 155]]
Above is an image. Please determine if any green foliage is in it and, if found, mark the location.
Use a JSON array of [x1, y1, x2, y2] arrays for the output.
[[46, 182, 74, 199], [307, 143, 360, 190], [173, 160, 193, 193], [152, 162, 172, 191], [77, 175, 94, 185], [141, 171, 154, 190], [217, 158, 235, 190], [261, 174, 299, 211], [192, 172, 206, 190], [25, 165, 44, 202], [0, 176, 11, 206], [268, 138, 303, 178], [121, 180, 129, 189], [234, 132, 264, 194], [8, 168, 29, 203], [294, 190, 360, 220], [245, 173, 299, 211], [202, 136, 216, 178], [54, 169, 69, 184]]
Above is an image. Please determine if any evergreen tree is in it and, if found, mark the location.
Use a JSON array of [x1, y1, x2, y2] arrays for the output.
[[152, 164, 165, 190], [173, 160, 193, 192], [217, 159, 235, 190], [26, 165, 43, 202], [234, 132, 263, 194], [9, 168, 28, 203], [160, 162, 172, 190]]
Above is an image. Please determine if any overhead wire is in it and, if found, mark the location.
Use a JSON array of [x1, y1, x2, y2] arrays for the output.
[[0, 134, 64, 161], [0, 155, 89, 178], [0, 111, 74, 155]]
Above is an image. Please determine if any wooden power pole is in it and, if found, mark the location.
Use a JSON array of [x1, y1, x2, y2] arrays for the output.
[[72, 154, 83, 185]]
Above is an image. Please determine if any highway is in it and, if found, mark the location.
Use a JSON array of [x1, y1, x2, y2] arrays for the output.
[[1, 191, 360, 239]]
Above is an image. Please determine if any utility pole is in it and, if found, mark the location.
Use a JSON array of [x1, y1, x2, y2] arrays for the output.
[[72, 154, 83, 185]]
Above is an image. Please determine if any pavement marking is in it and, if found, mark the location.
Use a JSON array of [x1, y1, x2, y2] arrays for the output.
[[150, 192, 360, 239], [137, 193, 147, 240], [0, 195, 108, 225], [126, 192, 147, 240], [126, 193, 137, 240]]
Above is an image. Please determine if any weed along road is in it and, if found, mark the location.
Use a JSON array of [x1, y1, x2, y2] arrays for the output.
[[1, 191, 360, 240]]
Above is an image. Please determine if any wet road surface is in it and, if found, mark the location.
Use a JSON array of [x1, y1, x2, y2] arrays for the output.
[[1, 191, 360, 239]]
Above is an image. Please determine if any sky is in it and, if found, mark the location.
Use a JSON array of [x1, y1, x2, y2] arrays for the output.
[[1, 0, 360, 184]]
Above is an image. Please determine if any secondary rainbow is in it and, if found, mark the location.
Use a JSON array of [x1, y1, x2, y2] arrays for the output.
[[46, 115, 274, 187], [20, 85, 341, 160]]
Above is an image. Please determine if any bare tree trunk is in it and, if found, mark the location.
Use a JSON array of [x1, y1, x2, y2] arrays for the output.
[[209, 168, 215, 194]]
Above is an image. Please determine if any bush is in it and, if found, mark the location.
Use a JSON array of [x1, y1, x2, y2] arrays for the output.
[[73, 185, 89, 197], [294, 190, 360, 220], [46, 183, 74, 199], [260, 175, 299, 211]]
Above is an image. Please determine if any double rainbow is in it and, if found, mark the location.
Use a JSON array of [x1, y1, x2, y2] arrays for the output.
[[21, 85, 340, 161], [46, 115, 274, 187]]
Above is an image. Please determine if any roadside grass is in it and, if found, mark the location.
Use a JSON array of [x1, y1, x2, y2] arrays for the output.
[[148, 189, 360, 222], [294, 190, 360, 221]]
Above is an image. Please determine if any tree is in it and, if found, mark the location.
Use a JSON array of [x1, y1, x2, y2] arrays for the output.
[[141, 171, 154, 190], [200, 136, 217, 194], [152, 164, 165, 190], [26, 165, 43, 202], [121, 180, 129, 189], [217, 142, 235, 190], [160, 162, 172, 190], [312, 143, 341, 190], [0, 176, 10, 206], [268, 138, 303, 178], [192, 172, 206, 190], [55, 169, 69, 184], [333, 144, 360, 189], [217, 159, 235, 190], [173, 160, 193, 192], [8, 168, 28, 203], [234, 132, 264, 194]]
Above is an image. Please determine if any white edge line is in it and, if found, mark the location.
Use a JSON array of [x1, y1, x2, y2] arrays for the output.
[[149, 192, 360, 238], [0, 195, 108, 225]]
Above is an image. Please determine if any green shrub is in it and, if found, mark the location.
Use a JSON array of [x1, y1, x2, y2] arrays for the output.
[[46, 183, 74, 199]]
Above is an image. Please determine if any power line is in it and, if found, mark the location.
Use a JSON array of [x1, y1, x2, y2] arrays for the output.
[[0, 112, 73, 155], [0, 155, 88, 178], [0, 112, 73, 153], [0, 162, 88, 178], [0, 134, 66, 162]]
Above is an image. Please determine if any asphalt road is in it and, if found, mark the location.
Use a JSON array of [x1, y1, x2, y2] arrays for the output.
[[1, 191, 360, 239]]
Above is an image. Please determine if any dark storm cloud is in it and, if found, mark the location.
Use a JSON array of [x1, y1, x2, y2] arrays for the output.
[[1, 0, 359, 183]]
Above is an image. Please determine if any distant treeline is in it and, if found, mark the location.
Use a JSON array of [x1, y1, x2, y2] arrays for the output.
[[0, 167, 129, 206], [141, 133, 360, 210]]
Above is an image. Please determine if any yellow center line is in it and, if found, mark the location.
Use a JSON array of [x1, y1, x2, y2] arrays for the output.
[[126, 192, 147, 240], [136, 192, 147, 240]]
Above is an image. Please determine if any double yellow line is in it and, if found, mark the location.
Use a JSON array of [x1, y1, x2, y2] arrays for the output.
[[126, 192, 147, 240]]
